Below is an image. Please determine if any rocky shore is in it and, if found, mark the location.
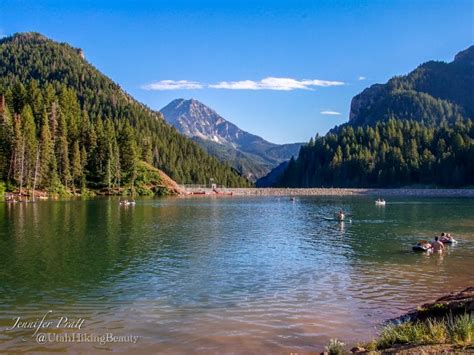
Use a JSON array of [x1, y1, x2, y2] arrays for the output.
[[181, 187, 474, 198]]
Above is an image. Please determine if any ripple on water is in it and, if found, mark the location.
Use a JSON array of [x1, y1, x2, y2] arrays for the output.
[[0, 196, 473, 352]]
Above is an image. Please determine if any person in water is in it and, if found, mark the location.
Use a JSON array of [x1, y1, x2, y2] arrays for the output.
[[336, 210, 345, 220], [432, 236, 445, 252]]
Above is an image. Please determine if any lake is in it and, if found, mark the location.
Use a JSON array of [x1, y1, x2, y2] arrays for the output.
[[0, 196, 473, 352]]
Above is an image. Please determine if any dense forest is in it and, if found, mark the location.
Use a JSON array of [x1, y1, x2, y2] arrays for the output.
[[278, 119, 474, 188], [278, 46, 474, 188], [0, 33, 250, 195]]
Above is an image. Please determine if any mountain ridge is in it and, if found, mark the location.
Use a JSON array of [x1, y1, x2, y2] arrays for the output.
[[160, 98, 303, 180], [0, 32, 250, 191], [277, 45, 474, 188], [348, 45, 474, 127]]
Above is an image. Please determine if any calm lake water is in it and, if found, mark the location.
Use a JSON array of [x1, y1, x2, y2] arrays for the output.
[[0, 196, 473, 352]]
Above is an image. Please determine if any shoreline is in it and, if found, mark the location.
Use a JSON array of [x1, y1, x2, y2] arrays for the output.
[[181, 187, 474, 198], [349, 286, 474, 354]]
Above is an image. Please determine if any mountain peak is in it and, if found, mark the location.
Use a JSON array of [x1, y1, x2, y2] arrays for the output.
[[160, 99, 232, 143], [166, 98, 206, 111], [159, 99, 303, 181]]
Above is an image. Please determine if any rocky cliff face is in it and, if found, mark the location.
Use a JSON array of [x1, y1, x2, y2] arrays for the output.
[[349, 84, 386, 121]]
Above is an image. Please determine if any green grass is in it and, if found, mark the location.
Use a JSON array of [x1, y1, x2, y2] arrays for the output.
[[370, 313, 473, 350], [0, 181, 5, 197], [447, 313, 474, 345]]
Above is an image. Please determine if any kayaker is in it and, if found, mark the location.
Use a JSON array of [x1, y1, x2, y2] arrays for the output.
[[432, 236, 445, 252]]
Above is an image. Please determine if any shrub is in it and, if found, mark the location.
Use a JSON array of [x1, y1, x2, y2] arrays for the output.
[[425, 318, 448, 344], [325, 338, 346, 355], [447, 313, 473, 345]]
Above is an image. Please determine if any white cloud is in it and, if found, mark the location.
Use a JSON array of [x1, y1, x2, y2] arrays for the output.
[[210, 77, 344, 91], [141, 80, 203, 91], [141, 77, 344, 91], [320, 110, 341, 115], [358, 76, 367, 81]]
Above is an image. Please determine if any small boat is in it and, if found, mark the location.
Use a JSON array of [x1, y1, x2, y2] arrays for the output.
[[375, 199, 386, 206], [412, 240, 432, 252]]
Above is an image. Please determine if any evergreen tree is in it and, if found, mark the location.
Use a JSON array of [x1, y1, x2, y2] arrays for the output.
[[0, 33, 250, 189], [38, 109, 58, 189], [118, 121, 138, 190], [71, 140, 82, 194], [279, 118, 474, 188], [56, 113, 71, 189], [21, 105, 37, 189], [0, 96, 13, 179]]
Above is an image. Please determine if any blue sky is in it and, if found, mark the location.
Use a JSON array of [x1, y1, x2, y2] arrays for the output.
[[1, 0, 472, 144]]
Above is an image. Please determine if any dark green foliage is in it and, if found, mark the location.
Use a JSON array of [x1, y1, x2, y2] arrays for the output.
[[0, 32, 249, 191], [280, 47, 474, 189], [279, 119, 474, 188]]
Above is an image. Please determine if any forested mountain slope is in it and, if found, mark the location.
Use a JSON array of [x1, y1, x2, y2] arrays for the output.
[[0, 33, 250, 195], [349, 46, 474, 127], [278, 47, 474, 188]]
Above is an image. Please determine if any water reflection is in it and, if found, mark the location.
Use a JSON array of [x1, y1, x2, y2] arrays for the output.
[[0, 196, 473, 352]]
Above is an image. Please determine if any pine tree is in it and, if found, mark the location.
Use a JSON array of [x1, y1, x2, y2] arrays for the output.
[[21, 104, 37, 190], [0, 96, 13, 180], [39, 109, 58, 189], [118, 121, 138, 190], [56, 113, 71, 189], [71, 140, 82, 194]]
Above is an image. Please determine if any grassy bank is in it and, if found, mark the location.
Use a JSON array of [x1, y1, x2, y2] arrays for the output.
[[324, 314, 473, 354], [324, 287, 474, 354], [363, 313, 473, 352]]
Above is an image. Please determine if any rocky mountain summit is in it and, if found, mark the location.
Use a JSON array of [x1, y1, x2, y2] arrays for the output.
[[160, 99, 302, 181]]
